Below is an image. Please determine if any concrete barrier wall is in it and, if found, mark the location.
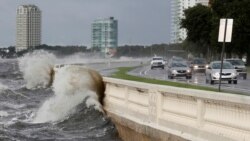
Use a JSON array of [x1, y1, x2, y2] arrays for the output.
[[103, 77, 250, 141]]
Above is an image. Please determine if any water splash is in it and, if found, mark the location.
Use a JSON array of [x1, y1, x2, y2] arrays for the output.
[[0, 111, 8, 117], [33, 65, 104, 123], [18, 50, 56, 89]]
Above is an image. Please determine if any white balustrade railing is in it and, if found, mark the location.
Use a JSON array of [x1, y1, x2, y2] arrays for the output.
[[103, 77, 250, 141]]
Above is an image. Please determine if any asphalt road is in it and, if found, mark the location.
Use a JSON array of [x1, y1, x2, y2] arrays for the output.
[[82, 60, 250, 95], [129, 65, 250, 95]]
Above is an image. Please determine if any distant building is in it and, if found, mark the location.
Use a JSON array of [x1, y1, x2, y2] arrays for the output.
[[16, 5, 41, 52], [91, 17, 118, 53], [170, 0, 209, 43]]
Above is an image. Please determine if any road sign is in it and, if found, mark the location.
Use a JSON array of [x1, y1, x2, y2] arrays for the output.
[[218, 18, 234, 92], [218, 19, 233, 42]]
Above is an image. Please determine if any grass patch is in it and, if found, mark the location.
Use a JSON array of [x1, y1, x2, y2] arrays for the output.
[[111, 67, 218, 92]]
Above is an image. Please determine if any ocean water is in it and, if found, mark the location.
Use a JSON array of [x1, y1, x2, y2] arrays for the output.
[[0, 52, 121, 141]]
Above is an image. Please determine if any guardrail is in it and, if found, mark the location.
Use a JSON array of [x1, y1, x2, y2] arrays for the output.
[[103, 77, 250, 141]]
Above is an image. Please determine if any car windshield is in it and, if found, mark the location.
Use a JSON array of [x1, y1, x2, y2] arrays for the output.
[[172, 57, 183, 61], [153, 57, 163, 60], [171, 62, 187, 67], [193, 59, 206, 64], [226, 60, 245, 66], [211, 62, 233, 69]]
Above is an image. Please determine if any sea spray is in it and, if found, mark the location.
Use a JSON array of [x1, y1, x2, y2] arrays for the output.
[[0, 83, 8, 91], [18, 50, 56, 89], [0, 111, 8, 117], [57, 52, 103, 65], [33, 65, 104, 123]]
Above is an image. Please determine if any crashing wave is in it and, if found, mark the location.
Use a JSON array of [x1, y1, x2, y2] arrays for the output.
[[18, 50, 56, 89], [18, 51, 105, 123], [33, 65, 105, 123]]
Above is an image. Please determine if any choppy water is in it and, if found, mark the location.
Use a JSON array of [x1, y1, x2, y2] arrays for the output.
[[0, 59, 120, 141]]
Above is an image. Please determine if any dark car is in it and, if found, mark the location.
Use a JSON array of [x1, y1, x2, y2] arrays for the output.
[[224, 58, 247, 80], [190, 58, 208, 73]]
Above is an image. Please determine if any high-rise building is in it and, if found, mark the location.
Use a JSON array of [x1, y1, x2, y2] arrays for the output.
[[91, 17, 118, 53], [16, 5, 41, 52], [170, 0, 209, 43]]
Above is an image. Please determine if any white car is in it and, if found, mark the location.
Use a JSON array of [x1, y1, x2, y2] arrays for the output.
[[205, 61, 238, 84], [167, 61, 192, 79], [150, 57, 165, 69]]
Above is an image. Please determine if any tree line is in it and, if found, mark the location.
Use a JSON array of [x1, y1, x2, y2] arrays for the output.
[[0, 44, 186, 59], [181, 0, 250, 65]]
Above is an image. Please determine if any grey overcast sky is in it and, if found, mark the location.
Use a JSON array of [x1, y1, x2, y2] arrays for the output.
[[0, 0, 171, 47]]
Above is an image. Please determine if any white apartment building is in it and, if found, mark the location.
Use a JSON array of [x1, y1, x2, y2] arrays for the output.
[[91, 17, 118, 53], [170, 0, 209, 43], [16, 5, 41, 52]]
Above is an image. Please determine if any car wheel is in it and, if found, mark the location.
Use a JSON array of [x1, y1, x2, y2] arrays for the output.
[[228, 80, 232, 84], [209, 75, 214, 84], [151, 67, 153, 70], [233, 80, 237, 84], [210, 80, 214, 85]]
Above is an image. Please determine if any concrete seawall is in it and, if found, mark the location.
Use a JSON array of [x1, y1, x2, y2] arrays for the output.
[[103, 77, 250, 141]]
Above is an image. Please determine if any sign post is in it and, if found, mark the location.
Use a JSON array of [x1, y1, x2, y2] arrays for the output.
[[218, 19, 233, 92]]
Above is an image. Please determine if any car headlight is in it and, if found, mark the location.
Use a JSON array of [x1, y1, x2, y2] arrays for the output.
[[212, 72, 220, 77], [205, 65, 209, 68], [231, 72, 236, 76], [187, 69, 191, 73], [172, 70, 177, 73], [194, 65, 198, 69]]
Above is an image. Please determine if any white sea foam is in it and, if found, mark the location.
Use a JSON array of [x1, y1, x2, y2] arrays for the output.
[[0, 102, 25, 109], [0, 83, 8, 91], [18, 50, 56, 89], [0, 111, 8, 117], [33, 65, 103, 123]]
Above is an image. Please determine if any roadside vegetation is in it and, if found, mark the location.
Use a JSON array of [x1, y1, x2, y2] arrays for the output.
[[181, 0, 250, 65], [111, 67, 218, 92]]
